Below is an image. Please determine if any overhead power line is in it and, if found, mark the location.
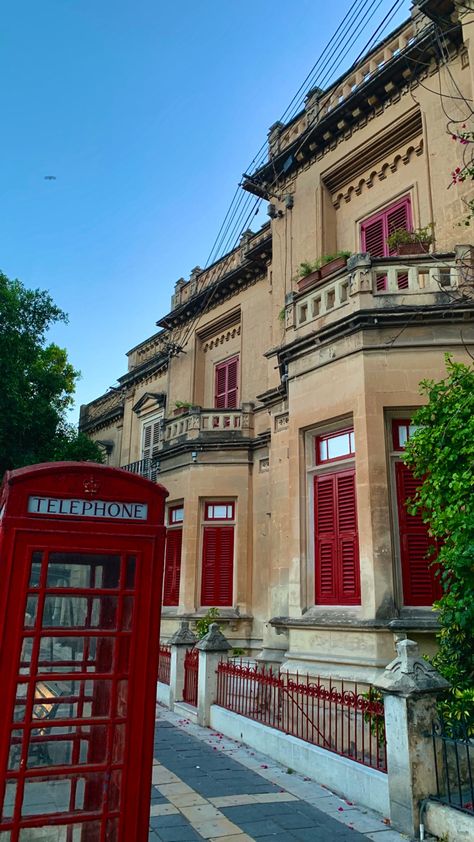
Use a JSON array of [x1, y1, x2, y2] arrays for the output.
[[173, 0, 411, 349]]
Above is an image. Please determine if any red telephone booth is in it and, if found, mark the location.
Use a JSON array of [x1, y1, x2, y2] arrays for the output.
[[0, 462, 168, 842]]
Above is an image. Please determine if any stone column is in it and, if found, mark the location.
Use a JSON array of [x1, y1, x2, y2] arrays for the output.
[[374, 639, 449, 839], [168, 621, 197, 710], [195, 623, 232, 727]]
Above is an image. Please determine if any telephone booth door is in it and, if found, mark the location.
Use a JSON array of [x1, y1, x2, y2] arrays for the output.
[[0, 463, 167, 842]]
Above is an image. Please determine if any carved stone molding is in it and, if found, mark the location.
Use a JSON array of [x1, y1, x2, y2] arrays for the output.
[[332, 137, 423, 208], [202, 325, 241, 353], [274, 412, 289, 432]]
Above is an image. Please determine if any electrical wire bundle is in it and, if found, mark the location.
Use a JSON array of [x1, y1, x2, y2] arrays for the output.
[[170, 0, 413, 351]]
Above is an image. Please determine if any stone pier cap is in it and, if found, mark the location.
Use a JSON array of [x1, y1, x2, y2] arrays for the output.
[[196, 623, 232, 652], [374, 639, 450, 697], [168, 620, 198, 646]]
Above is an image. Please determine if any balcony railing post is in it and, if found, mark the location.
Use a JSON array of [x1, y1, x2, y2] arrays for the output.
[[195, 622, 232, 727], [168, 621, 197, 710], [347, 252, 372, 296], [374, 639, 450, 839]]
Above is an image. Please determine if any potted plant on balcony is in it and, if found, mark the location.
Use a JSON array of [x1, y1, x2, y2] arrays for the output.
[[173, 400, 194, 416], [318, 250, 351, 279], [296, 260, 321, 292], [296, 252, 351, 292], [386, 226, 433, 256]]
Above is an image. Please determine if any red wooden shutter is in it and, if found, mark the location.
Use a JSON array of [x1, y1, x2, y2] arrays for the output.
[[336, 472, 360, 602], [314, 470, 360, 604], [201, 526, 234, 606], [315, 476, 337, 602], [361, 216, 385, 257], [386, 199, 410, 248], [163, 529, 182, 606], [395, 462, 442, 605], [226, 358, 239, 408], [215, 365, 228, 409], [214, 357, 239, 409], [360, 196, 412, 291], [387, 198, 411, 289], [361, 215, 386, 290]]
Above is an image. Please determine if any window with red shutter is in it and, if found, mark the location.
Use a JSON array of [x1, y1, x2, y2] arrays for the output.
[[200, 502, 235, 606], [163, 529, 182, 606], [215, 356, 239, 409], [163, 506, 183, 606], [314, 468, 360, 605], [360, 197, 412, 291], [392, 420, 442, 606]]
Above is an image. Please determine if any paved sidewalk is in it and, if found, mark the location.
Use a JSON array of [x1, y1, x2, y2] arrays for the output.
[[149, 707, 409, 842]]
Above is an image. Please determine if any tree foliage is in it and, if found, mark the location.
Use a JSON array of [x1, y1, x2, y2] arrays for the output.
[[403, 356, 474, 724], [0, 271, 104, 475]]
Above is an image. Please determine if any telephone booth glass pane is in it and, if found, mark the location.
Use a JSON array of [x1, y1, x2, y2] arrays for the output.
[[1, 549, 137, 840]]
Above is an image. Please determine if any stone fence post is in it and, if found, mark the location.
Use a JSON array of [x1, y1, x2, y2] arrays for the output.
[[374, 639, 449, 839], [196, 623, 232, 727], [168, 621, 197, 710]]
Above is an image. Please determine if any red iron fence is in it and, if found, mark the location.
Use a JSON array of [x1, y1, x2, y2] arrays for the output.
[[216, 660, 387, 772], [158, 643, 171, 685], [183, 647, 199, 706]]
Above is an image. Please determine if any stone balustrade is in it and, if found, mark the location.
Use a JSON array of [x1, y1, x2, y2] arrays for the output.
[[288, 253, 459, 332], [162, 404, 254, 447]]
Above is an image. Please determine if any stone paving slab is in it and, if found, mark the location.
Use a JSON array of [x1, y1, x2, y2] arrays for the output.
[[149, 707, 410, 842]]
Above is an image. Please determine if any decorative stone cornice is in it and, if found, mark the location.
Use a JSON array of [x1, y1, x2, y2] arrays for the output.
[[243, 18, 462, 198], [132, 392, 167, 415], [332, 137, 424, 208]]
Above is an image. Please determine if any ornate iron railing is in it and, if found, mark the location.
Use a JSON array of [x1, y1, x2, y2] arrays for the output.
[[216, 661, 386, 772], [120, 457, 160, 482], [183, 648, 199, 707], [432, 716, 474, 815], [158, 644, 171, 685]]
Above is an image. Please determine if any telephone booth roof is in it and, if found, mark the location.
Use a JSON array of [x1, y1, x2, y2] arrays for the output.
[[0, 461, 168, 527]]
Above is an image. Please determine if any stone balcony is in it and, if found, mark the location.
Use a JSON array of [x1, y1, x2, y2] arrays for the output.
[[162, 404, 255, 448], [284, 251, 468, 338], [120, 405, 255, 477]]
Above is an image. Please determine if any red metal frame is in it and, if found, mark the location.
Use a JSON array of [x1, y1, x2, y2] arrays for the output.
[[0, 463, 167, 842], [168, 505, 184, 525], [216, 661, 386, 772], [158, 645, 171, 685], [391, 418, 418, 451], [204, 502, 235, 521], [183, 649, 198, 706], [315, 427, 355, 465]]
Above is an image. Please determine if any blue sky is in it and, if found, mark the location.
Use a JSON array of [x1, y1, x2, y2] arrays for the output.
[[1, 0, 411, 422]]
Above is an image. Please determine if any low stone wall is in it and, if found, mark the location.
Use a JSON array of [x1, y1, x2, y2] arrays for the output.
[[210, 704, 389, 816], [157, 680, 171, 708], [424, 799, 474, 841]]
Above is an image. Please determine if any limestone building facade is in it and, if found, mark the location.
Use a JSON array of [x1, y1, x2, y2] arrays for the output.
[[80, 0, 474, 681]]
